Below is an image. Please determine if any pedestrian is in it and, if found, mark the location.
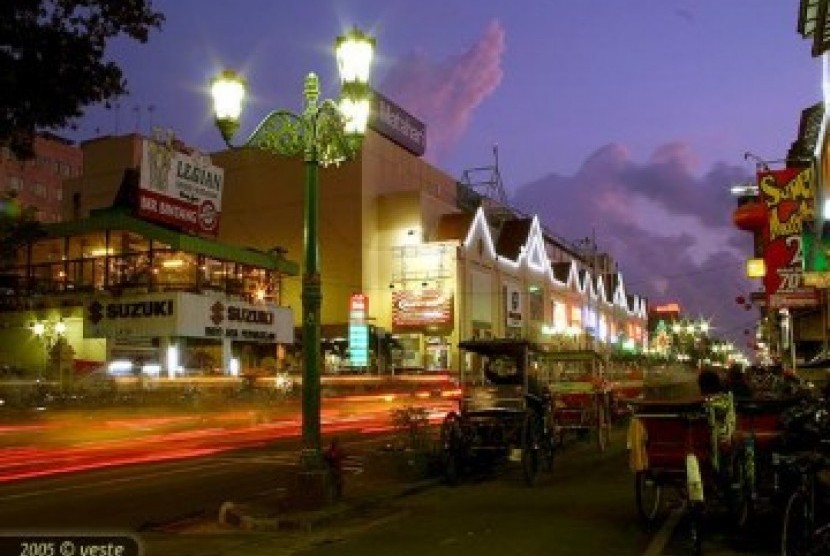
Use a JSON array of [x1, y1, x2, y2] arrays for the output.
[[323, 437, 346, 500]]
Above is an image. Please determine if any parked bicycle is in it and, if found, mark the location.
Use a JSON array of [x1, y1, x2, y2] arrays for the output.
[[774, 398, 830, 556]]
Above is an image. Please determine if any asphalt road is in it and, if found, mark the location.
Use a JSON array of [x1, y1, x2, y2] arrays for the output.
[[0, 421, 783, 556]]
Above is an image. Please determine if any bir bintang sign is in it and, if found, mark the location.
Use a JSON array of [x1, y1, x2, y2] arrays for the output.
[[138, 138, 224, 237]]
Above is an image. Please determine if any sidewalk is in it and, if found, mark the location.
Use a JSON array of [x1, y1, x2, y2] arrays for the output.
[[139, 439, 442, 556]]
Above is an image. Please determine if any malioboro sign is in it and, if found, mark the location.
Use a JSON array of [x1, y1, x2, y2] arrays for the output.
[[138, 135, 224, 237]]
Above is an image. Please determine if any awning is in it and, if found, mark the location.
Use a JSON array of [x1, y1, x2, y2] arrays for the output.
[[46, 208, 298, 275]]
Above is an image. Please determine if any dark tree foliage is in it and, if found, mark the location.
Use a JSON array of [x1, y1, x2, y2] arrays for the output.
[[0, 0, 165, 158], [0, 191, 45, 266]]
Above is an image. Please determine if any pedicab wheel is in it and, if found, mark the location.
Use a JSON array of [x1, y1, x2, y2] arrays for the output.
[[596, 397, 610, 452], [727, 449, 750, 529], [689, 504, 703, 556], [635, 470, 662, 525], [521, 409, 539, 486], [540, 408, 556, 473], [440, 412, 463, 485], [781, 490, 812, 556]]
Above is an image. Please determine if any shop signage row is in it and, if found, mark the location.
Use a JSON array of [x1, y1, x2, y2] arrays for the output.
[[84, 292, 293, 343]]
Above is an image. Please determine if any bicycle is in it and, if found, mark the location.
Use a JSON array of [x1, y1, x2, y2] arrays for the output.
[[777, 450, 830, 556]]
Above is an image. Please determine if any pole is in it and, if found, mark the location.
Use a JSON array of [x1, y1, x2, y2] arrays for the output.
[[300, 72, 323, 467], [301, 159, 322, 466]]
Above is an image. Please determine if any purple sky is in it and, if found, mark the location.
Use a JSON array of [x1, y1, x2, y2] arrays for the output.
[[65, 1, 824, 355]]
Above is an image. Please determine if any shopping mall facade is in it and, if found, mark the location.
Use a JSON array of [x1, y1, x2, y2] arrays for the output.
[[1, 94, 648, 379]]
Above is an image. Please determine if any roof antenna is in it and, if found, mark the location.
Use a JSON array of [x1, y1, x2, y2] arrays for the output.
[[744, 151, 771, 171]]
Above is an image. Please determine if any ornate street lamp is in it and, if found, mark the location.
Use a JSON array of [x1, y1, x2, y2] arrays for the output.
[[210, 28, 376, 467]]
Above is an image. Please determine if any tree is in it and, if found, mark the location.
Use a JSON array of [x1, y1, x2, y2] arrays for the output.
[[0, 191, 45, 266], [0, 1, 165, 158]]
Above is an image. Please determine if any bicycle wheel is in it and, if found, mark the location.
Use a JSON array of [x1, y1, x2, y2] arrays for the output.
[[689, 505, 703, 556], [440, 412, 464, 485], [521, 410, 539, 486], [635, 470, 662, 525], [782, 490, 813, 556], [728, 448, 751, 529]]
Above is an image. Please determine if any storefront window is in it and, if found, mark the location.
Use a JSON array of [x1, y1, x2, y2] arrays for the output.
[[390, 334, 422, 371], [425, 336, 450, 371]]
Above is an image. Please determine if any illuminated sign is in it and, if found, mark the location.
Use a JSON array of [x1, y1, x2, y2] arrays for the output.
[[138, 138, 224, 237], [392, 289, 453, 329], [759, 167, 818, 308], [349, 324, 369, 366], [652, 302, 681, 314], [349, 293, 370, 366]]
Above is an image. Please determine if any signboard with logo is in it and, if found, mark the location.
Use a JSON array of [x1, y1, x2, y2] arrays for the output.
[[84, 292, 293, 343], [138, 138, 224, 237], [505, 284, 523, 328], [758, 167, 819, 308], [392, 289, 453, 329], [369, 90, 427, 157]]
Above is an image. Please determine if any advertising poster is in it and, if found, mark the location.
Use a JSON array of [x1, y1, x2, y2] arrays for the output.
[[758, 167, 818, 309], [138, 138, 224, 237]]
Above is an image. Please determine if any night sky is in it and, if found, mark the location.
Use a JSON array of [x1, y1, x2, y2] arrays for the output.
[[65, 1, 823, 355]]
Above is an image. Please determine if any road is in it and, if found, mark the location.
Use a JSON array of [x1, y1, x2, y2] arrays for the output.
[[298, 428, 781, 556], [0, 400, 785, 555]]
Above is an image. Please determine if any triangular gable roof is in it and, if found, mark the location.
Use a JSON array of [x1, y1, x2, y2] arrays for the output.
[[463, 207, 497, 260], [459, 207, 648, 319]]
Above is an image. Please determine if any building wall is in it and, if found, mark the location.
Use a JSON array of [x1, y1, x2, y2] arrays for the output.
[[1, 134, 82, 223], [62, 134, 144, 221]]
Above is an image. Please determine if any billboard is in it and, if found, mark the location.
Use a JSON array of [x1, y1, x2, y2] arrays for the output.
[[392, 289, 453, 329], [138, 139, 224, 237], [758, 167, 818, 308]]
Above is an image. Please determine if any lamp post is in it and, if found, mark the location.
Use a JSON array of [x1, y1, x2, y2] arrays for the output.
[[210, 28, 376, 467]]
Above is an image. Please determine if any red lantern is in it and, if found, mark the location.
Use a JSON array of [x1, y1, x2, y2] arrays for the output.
[[733, 200, 767, 231], [735, 295, 746, 305]]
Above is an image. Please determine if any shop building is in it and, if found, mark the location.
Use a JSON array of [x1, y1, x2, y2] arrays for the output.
[[61, 96, 648, 375], [0, 134, 297, 381]]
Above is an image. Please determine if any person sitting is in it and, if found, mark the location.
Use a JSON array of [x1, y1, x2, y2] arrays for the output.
[[726, 366, 753, 400], [697, 367, 735, 473]]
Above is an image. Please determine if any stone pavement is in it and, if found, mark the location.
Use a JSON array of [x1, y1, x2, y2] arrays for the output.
[[137, 439, 441, 556]]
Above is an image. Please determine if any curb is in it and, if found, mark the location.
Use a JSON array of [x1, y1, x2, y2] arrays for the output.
[[217, 477, 441, 532]]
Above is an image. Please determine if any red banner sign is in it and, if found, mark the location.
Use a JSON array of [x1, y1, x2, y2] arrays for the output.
[[392, 289, 453, 329], [758, 167, 818, 309]]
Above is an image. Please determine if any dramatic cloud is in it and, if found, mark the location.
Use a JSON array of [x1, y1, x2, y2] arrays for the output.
[[511, 143, 757, 352], [380, 20, 505, 161]]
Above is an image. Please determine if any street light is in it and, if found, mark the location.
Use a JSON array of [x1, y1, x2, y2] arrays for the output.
[[210, 28, 376, 467], [31, 319, 66, 387]]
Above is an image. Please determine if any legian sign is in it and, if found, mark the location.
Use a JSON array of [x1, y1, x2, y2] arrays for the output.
[[138, 136, 224, 237]]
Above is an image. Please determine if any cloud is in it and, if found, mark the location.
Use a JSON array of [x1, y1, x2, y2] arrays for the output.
[[511, 143, 757, 352], [380, 20, 505, 162]]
